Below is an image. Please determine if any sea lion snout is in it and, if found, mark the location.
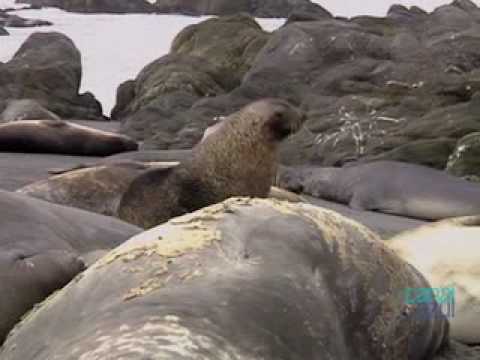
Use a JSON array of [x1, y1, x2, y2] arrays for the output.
[[261, 98, 306, 140]]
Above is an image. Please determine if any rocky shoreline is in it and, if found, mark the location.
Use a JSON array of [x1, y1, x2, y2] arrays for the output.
[[0, 6, 51, 29], [15, 0, 328, 18]]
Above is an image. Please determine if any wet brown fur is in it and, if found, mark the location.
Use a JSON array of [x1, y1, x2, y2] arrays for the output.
[[118, 98, 305, 228]]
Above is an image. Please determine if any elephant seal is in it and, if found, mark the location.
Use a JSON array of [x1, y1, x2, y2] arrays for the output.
[[118, 98, 306, 228], [277, 161, 480, 221], [0, 120, 138, 156], [0, 198, 448, 359], [0, 190, 140, 344], [388, 216, 480, 344], [0, 99, 60, 122], [18, 161, 178, 216]]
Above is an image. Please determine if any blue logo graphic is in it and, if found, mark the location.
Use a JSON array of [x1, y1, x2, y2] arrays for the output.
[[404, 287, 455, 320]]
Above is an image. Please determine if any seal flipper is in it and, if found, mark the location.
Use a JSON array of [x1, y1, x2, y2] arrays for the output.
[[48, 163, 91, 175], [349, 192, 370, 210]]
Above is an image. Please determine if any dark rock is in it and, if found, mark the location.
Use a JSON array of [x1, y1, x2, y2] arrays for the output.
[[15, 0, 156, 13], [360, 138, 457, 169], [16, 0, 326, 17], [0, 13, 52, 28], [446, 132, 480, 177], [154, 0, 328, 18], [118, 15, 269, 142], [110, 79, 135, 120], [452, 0, 478, 11], [0, 99, 60, 122], [387, 4, 427, 23], [111, 2, 480, 170], [285, 7, 332, 25], [0, 32, 104, 120], [0, 26, 8, 35]]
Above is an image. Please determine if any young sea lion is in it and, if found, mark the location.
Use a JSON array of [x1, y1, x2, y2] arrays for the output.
[[118, 98, 306, 228]]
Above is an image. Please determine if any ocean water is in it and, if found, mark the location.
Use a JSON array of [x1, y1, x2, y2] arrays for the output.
[[0, 0, 284, 115]]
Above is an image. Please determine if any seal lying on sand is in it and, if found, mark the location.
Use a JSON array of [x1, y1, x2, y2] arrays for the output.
[[388, 216, 480, 345], [277, 161, 480, 221], [0, 190, 140, 344], [0, 120, 138, 156], [0, 198, 448, 360], [118, 98, 306, 228]]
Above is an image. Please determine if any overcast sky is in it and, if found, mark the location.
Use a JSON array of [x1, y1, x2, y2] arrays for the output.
[[313, 0, 479, 17]]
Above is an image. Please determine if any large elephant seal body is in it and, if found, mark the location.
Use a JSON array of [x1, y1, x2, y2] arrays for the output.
[[0, 190, 140, 344], [389, 216, 480, 344], [278, 161, 480, 221], [18, 161, 178, 216], [0, 198, 448, 359], [0, 120, 138, 156], [118, 98, 306, 228]]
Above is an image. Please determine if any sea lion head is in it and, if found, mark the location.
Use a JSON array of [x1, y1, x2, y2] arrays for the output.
[[244, 98, 306, 142], [200, 98, 306, 146]]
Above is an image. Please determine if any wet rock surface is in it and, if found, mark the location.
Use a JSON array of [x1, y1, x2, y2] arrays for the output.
[[0, 32, 104, 120]]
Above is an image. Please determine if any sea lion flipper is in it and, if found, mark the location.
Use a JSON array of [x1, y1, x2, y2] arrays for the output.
[[349, 193, 369, 211], [48, 163, 91, 175], [43, 120, 67, 128]]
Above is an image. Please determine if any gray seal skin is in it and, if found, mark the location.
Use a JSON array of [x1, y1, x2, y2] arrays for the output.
[[0, 120, 138, 156], [17, 161, 178, 216], [118, 98, 306, 229], [0, 198, 448, 360], [0, 190, 141, 344], [277, 160, 480, 221]]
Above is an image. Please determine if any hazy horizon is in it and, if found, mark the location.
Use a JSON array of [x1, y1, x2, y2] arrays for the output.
[[314, 0, 479, 17]]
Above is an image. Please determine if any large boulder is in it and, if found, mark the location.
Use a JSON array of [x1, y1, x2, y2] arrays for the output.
[[116, 15, 270, 143], [0, 190, 140, 344], [0, 198, 448, 359], [0, 32, 103, 120], [0, 99, 60, 122]]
